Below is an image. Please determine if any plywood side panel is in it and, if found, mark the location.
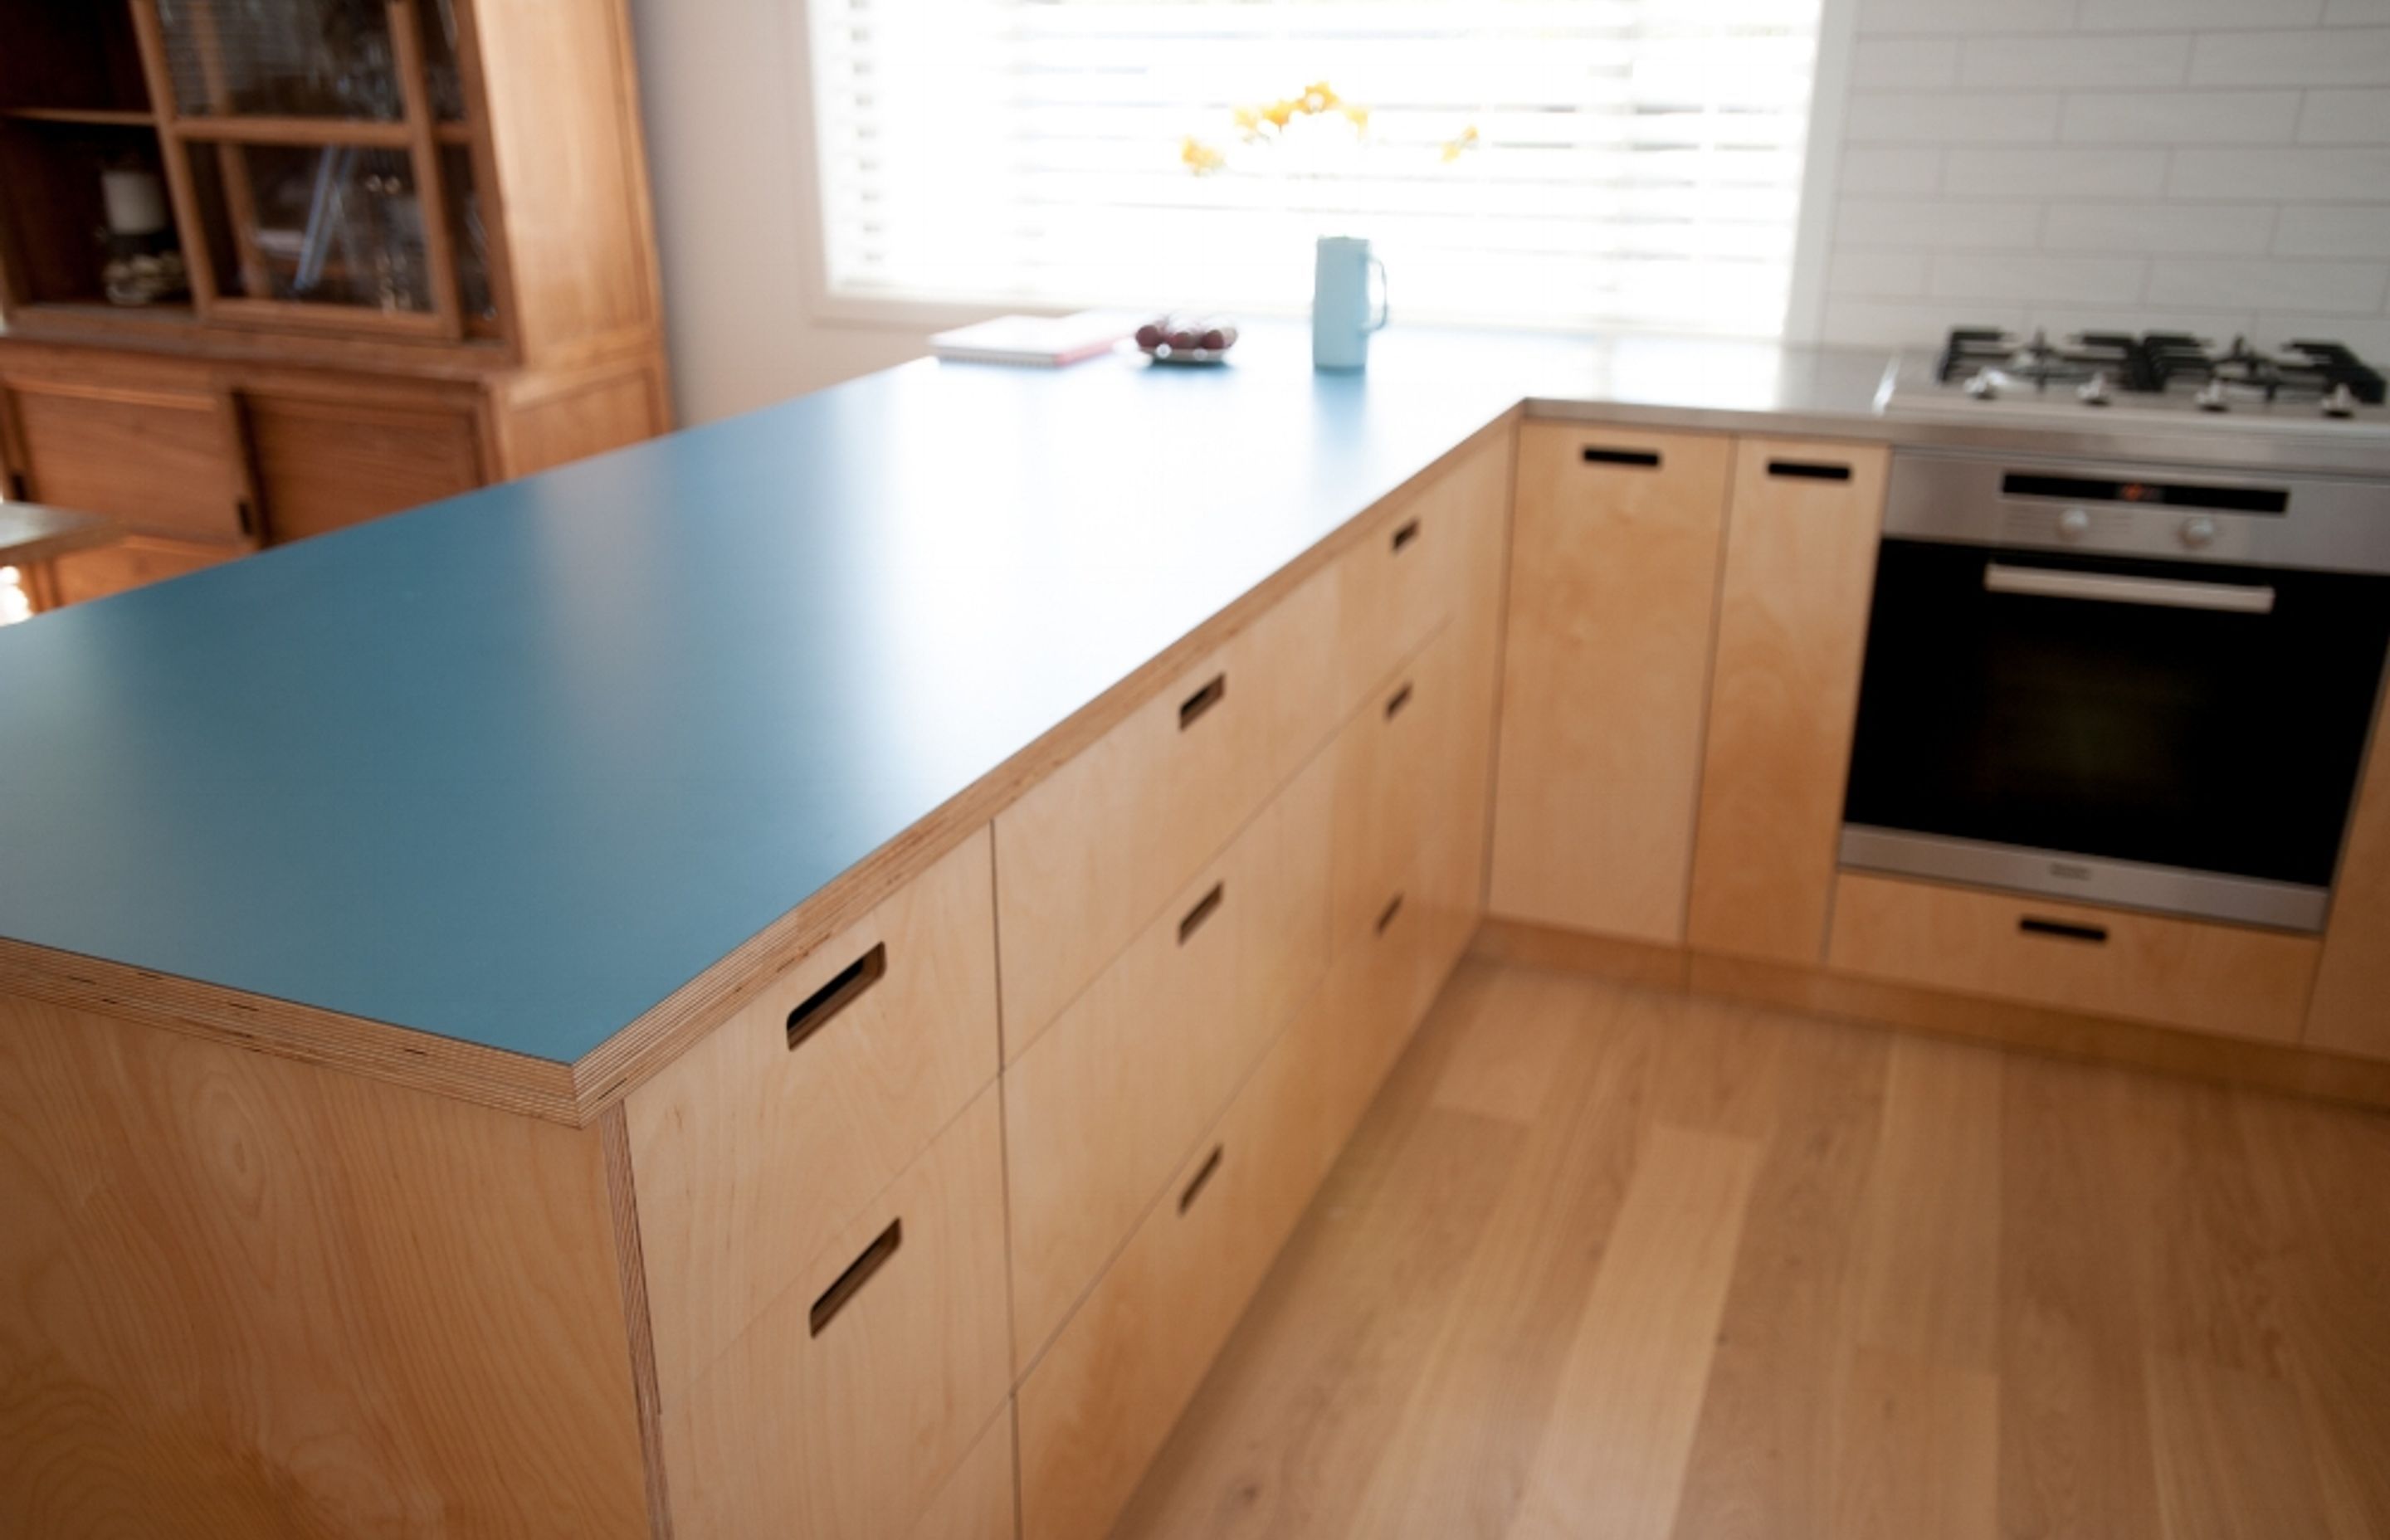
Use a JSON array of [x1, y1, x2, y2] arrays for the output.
[[1489, 422, 1731, 943], [1688, 439, 1888, 967], [2307, 693, 2390, 1060], [0, 990, 648, 1539]]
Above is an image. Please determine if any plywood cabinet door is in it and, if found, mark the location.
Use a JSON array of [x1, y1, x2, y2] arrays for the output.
[[244, 393, 486, 542], [1687, 439, 1890, 966], [1489, 422, 1733, 943]]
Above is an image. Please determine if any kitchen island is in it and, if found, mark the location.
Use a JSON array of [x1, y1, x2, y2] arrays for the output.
[[4, 321, 2386, 1540]]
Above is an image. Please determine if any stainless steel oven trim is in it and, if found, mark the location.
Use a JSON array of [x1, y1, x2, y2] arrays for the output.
[[1883, 449, 2390, 574], [1982, 564, 2278, 612], [1838, 825, 2330, 933]]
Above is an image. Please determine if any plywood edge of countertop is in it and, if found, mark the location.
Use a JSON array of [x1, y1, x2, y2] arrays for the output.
[[0, 410, 1523, 1128]]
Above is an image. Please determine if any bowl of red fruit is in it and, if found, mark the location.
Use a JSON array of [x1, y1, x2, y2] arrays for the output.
[[1136, 314, 1238, 365]]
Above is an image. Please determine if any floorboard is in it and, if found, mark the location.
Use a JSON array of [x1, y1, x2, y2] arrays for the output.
[[1114, 960, 2390, 1540]]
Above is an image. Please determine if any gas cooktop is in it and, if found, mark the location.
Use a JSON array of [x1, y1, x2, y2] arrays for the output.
[[1880, 328, 2390, 438]]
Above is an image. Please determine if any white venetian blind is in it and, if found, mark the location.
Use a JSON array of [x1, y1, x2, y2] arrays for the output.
[[807, 0, 1823, 334]]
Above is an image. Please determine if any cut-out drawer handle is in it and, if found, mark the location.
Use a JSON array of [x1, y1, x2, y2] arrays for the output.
[[810, 1218, 902, 1337], [1767, 459, 1852, 482], [1377, 893, 1406, 935], [1384, 681, 1413, 719], [1178, 1144, 1224, 1214], [1180, 674, 1227, 731], [1179, 882, 1225, 945], [1583, 446, 1661, 468], [787, 943, 887, 1051], [2019, 916, 2108, 945], [1391, 518, 1421, 553]]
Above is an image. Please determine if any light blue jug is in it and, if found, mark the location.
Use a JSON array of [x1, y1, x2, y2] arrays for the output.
[[1313, 235, 1389, 371]]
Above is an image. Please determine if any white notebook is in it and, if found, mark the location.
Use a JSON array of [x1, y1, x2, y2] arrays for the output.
[[929, 310, 1140, 367]]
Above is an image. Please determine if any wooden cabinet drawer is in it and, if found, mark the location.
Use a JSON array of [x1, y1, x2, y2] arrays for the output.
[[1689, 440, 1889, 967], [1330, 626, 1450, 951], [1826, 873, 2320, 1044], [908, 1400, 1017, 1540], [1490, 422, 1732, 943], [1332, 465, 1467, 714], [996, 564, 1339, 1054], [5, 381, 251, 542], [627, 831, 999, 1396], [46, 532, 242, 604], [661, 1088, 1012, 1540], [1018, 977, 1331, 1540], [1006, 751, 1333, 1364]]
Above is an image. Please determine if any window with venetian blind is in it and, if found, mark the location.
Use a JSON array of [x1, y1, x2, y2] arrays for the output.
[[804, 0, 1825, 334]]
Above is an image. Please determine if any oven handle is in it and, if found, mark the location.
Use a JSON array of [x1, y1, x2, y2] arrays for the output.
[[1983, 563, 2276, 615]]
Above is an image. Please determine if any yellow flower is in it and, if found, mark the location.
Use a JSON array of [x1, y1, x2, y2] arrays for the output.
[[1181, 135, 1227, 174], [1441, 124, 1480, 163], [1341, 103, 1371, 132], [1302, 80, 1339, 113], [1232, 104, 1261, 135], [1261, 98, 1296, 128]]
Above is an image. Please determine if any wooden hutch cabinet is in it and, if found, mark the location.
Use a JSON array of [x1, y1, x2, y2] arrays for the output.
[[0, 0, 669, 607]]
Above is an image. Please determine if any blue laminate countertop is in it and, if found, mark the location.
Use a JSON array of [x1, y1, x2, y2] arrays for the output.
[[0, 324, 1895, 1064]]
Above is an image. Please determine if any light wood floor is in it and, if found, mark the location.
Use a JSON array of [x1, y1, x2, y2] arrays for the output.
[[1112, 959, 2390, 1540]]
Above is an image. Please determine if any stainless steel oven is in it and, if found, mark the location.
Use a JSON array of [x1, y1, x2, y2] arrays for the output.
[[1841, 450, 2390, 931]]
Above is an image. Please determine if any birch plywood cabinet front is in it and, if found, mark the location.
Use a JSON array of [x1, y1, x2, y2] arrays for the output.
[[0, 420, 1517, 1540], [1490, 422, 1732, 943]]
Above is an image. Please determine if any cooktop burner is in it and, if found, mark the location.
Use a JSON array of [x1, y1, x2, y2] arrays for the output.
[[1905, 328, 2389, 425]]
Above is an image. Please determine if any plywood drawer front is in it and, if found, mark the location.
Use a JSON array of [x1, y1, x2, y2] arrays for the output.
[[1006, 750, 1334, 1364], [1490, 422, 1732, 943], [661, 1088, 1011, 1540], [1827, 873, 2320, 1044], [1019, 986, 1330, 1540], [7, 381, 251, 542], [908, 1402, 1017, 1540], [997, 563, 1339, 1055], [46, 533, 242, 605], [1334, 467, 1467, 714], [1689, 439, 1889, 967], [1330, 625, 1453, 949], [627, 830, 999, 1395]]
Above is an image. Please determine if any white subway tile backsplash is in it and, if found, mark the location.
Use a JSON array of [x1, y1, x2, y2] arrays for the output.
[[1818, 0, 2390, 350], [2300, 88, 2390, 143], [2080, 0, 2322, 30], [1837, 147, 1943, 194], [2275, 204, 2390, 256], [2169, 147, 2390, 201], [1944, 147, 2170, 197], [1961, 35, 2193, 90], [2146, 258, 2388, 312], [1849, 38, 1961, 91], [2059, 91, 2300, 144], [1846, 92, 2061, 143], [1857, 0, 2078, 37], [1836, 198, 2046, 251], [2042, 202, 2278, 256], [2189, 29, 2390, 87], [1820, 297, 2028, 347], [1930, 253, 2149, 304], [1827, 251, 1931, 298]]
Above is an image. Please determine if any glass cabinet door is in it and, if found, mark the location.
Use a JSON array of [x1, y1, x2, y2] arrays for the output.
[[156, 0, 403, 120], [142, 0, 491, 336]]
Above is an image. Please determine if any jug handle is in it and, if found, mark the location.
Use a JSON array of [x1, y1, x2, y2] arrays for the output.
[[1368, 257, 1390, 332]]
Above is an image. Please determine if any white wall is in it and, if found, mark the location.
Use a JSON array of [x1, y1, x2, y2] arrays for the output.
[[632, 0, 2390, 426], [1810, 0, 2390, 353]]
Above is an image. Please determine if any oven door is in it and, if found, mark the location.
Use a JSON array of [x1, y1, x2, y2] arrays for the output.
[[1841, 539, 2390, 930]]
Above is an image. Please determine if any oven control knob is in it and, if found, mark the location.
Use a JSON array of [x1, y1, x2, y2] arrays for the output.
[[2182, 515, 2218, 550], [2057, 507, 2093, 541], [1965, 368, 1999, 400], [2324, 383, 2359, 419]]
